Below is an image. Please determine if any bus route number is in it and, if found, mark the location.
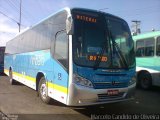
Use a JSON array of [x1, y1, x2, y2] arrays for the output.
[[88, 55, 107, 62]]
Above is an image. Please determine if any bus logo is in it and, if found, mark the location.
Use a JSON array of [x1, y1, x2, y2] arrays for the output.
[[30, 55, 44, 66], [112, 81, 116, 85]]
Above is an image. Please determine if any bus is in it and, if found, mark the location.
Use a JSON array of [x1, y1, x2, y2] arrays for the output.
[[4, 8, 136, 106], [133, 31, 160, 89], [0, 47, 5, 73]]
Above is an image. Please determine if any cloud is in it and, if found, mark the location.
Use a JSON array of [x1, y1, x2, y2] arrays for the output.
[[0, 0, 70, 46], [60, 0, 71, 7], [0, 33, 14, 46], [42, 0, 71, 12], [0, 16, 18, 34], [0, 15, 18, 46]]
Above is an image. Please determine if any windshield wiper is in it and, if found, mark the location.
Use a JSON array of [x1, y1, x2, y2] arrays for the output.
[[93, 42, 107, 70], [109, 31, 129, 69]]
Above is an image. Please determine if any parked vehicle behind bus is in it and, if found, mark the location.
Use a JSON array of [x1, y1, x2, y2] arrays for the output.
[[4, 8, 136, 106], [0, 47, 5, 74], [133, 31, 160, 89]]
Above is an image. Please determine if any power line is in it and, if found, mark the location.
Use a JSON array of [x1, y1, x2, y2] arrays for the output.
[[4, 0, 34, 25], [21, 3, 37, 22], [8, 0, 36, 21], [0, 10, 19, 24], [5, 0, 22, 32], [6, 0, 20, 12], [0, 10, 26, 27], [0, 32, 15, 36]]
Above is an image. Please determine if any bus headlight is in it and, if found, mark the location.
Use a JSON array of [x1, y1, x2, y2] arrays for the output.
[[73, 74, 93, 88], [129, 76, 136, 85]]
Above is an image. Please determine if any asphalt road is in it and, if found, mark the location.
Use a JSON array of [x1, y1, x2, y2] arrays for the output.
[[0, 74, 160, 120]]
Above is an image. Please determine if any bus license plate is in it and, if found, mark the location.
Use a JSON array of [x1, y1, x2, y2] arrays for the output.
[[107, 90, 119, 96]]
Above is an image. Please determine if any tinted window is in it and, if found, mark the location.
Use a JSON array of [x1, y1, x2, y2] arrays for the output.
[[156, 37, 160, 56], [0, 47, 5, 64], [72, 11, 135, 69], [106, 17, 135, 68], [145, 38, 154, 56], [55, 31, 68, 69], [136, 38, 155, 57], [136, 40, 144, 57]]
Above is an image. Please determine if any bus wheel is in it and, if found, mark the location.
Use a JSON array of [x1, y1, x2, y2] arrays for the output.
[[139, 72, 152, 90], [9, 69, 15, 85], [38, 77, 52, 104]]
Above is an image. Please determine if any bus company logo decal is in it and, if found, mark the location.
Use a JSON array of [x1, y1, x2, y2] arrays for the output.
[[112, 81, 116, 85], [111, 81, 121, 85], [114, 81, 122, 85], [30, 55, 45, 66]]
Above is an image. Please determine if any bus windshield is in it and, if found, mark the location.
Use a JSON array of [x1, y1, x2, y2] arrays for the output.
[[72, 12, 135, 69]]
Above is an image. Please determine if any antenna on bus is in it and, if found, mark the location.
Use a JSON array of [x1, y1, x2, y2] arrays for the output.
[[98, 8, 108, 11]]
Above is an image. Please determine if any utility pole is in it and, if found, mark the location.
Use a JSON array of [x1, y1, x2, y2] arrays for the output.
[[131, 20, 141, 35], [18, 0, 22, 32]]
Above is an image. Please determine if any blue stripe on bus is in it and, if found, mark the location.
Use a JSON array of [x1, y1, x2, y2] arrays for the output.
[[4, 50, 68, 88]]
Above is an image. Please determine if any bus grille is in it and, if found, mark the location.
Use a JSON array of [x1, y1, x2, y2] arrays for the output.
[[98, 92, 125, 101], [93, 82, 128, 89]]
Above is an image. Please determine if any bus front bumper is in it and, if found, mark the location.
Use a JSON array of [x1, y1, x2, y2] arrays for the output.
[[67, 83, 136, 106]]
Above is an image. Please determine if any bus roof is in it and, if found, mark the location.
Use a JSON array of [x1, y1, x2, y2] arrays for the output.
[[14, 7, 71, 37], [71, 7, 125, 21], [7, 7, 127, 44], [132, 31, 160, 40]]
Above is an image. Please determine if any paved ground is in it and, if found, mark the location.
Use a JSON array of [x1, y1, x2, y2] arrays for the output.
[[0, 75, 160, 120]]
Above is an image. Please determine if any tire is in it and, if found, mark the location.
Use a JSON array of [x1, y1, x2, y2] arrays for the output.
[[138, 72, 152, 90], [38, 77, 52, 104], [9, 69, 16, 85]]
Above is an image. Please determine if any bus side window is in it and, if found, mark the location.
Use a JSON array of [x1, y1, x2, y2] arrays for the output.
[[136, 48, 144, 57], [136, 38, 155, 57], [144, 38, 155, 57], [156, 37, 160, 56], [136, 40, 144, 57], [55, 31, 68, 69]]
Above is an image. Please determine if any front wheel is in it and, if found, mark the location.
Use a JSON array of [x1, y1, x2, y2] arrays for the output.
[[38, 77, 52, 104], [138, 72, 152, 90]]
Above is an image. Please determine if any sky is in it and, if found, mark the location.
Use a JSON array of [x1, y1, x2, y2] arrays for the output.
[[0, 0, 160, 46]]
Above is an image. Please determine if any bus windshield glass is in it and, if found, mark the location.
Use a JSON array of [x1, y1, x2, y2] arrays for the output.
[[72, 11, 135, 69]]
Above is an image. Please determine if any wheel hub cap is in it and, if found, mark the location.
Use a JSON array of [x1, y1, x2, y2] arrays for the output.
[[40, 83, 47, 99]]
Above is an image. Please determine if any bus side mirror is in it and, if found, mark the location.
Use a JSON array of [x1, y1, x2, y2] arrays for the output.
[[66, 16, 74, 35]]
